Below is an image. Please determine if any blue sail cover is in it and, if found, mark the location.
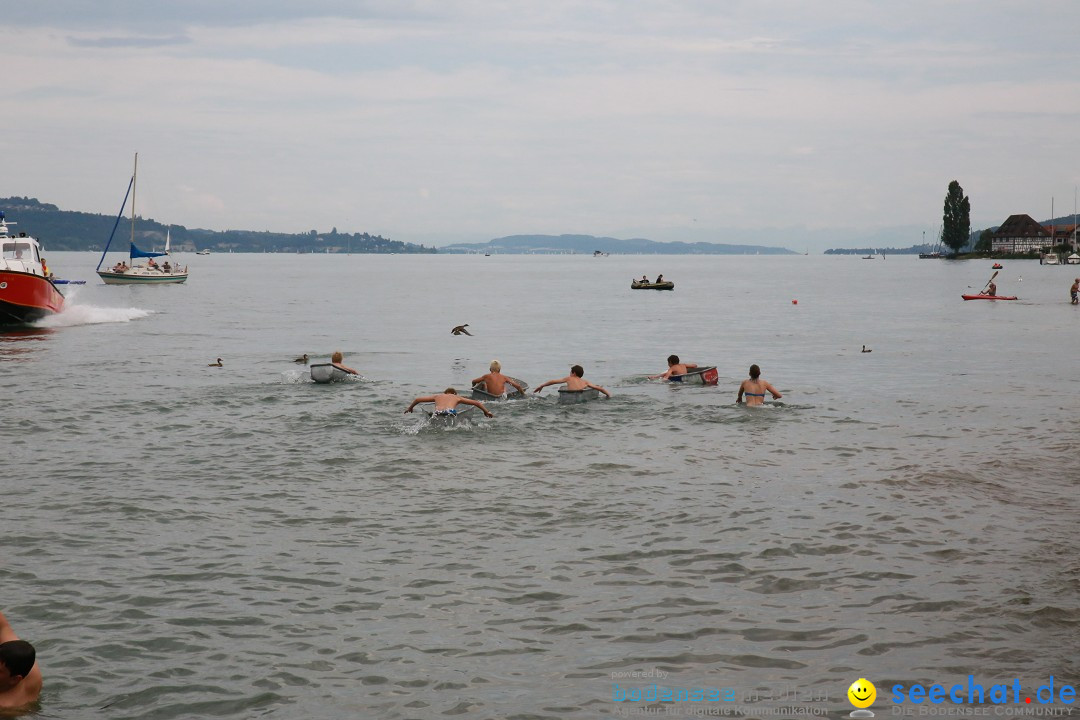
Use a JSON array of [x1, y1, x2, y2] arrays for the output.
[[130, 242, 167, 259]]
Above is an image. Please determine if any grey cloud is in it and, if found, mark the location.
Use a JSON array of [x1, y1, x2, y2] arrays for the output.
[[3, 1, 431, 32], [67, 34, 191, 48]]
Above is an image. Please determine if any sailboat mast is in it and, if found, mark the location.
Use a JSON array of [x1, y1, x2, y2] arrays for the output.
[[130, 153, 138, 248]]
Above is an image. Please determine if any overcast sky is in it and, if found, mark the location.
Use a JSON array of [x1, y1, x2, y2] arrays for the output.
[[4, 1, 1080, 250]]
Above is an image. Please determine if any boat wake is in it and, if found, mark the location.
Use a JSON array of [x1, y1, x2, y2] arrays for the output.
[[37, 301, 153, 327]]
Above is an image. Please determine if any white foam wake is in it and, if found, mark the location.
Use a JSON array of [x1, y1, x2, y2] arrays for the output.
[[37, 302, 153, 327]]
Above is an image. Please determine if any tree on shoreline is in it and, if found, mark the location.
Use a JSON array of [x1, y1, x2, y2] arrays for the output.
[[941, 180, 971, 253]]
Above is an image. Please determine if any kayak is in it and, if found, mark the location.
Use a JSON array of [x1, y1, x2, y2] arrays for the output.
[[962, 294, 1017, 301]]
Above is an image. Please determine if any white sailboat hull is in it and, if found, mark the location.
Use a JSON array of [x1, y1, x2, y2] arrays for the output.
[[98, 267, 188, 284]]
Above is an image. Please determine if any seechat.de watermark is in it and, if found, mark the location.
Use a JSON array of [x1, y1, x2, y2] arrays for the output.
[[891, 677, 1075, 706], [843, 677, 1076, 718]]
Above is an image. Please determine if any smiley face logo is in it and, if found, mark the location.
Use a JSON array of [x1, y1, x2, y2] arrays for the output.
[[847, 678, 876, 709]]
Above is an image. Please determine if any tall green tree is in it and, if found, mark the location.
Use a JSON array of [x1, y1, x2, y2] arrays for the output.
[[941, 180, 971, 253]]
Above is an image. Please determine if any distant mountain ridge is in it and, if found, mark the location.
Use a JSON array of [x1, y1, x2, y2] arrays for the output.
[[441, 234, 796, 254], [0, 196, 435, 254]]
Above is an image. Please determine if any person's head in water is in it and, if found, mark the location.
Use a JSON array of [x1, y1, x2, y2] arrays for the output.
[[444, 387, 457, 395], [570, 365, 584, 378], [0, 640, 36, 688], [490, 360, 501, 372], [667, 354, 680, 366], [332, 351, 343, 363], [749, 364, 760, 379]]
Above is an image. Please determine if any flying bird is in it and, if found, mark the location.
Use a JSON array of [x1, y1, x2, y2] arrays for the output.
[[208, 358, 223, 366], [451, 324, 472, 336], [294, 353, 309, 364]]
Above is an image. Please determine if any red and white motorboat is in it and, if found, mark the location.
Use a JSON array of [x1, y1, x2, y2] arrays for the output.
[[0, 211, 65, 324]]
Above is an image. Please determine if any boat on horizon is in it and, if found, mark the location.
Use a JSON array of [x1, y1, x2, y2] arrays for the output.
[[96, 154, 189, 285], [196, 249, 210, 256], [919, 229, 945, 258], [0, 210, 65, 324]]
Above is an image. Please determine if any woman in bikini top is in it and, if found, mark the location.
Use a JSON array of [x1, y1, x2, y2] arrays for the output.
[[736, 364, 782, 406]]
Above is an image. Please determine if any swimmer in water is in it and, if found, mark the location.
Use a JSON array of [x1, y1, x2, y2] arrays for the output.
[[471, 360, 525, 396], [534, 365, 610, 397], [405, 388, 493, 417], [736, 364, 782, 406], [649, 354, 699, 381]]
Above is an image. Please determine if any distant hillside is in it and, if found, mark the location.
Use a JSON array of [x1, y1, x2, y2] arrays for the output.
[[825, 228, 988, 255], [825, 246, 933, 255], [441, 234, 795, 255], [0, 197, 435, 254]]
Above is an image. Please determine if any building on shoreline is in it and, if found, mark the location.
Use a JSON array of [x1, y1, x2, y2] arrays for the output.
[[990, 214, 1050, 254]]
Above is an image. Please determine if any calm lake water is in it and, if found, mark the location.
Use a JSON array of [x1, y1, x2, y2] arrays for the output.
[[5, 252, 1080, 719]]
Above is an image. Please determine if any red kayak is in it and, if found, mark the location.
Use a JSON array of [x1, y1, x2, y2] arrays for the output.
[[962, 294, 1017, 301]]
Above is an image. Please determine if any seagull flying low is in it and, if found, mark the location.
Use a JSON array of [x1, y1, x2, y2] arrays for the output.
[[451, 324, 472, 336], [208, 358, 223, 366]]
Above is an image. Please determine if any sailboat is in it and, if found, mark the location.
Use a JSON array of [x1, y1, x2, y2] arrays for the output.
[[919, 228, 944, 258], [1042, 197, 1061, 266], [1071, 188, 1080, 264], [96, 154, 188, 285]]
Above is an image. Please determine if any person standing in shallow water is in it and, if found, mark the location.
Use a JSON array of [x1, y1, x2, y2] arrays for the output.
[[0, 609, 42, 710], [736, 364, 782, 406], [1071, 278, 1079, 305]]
